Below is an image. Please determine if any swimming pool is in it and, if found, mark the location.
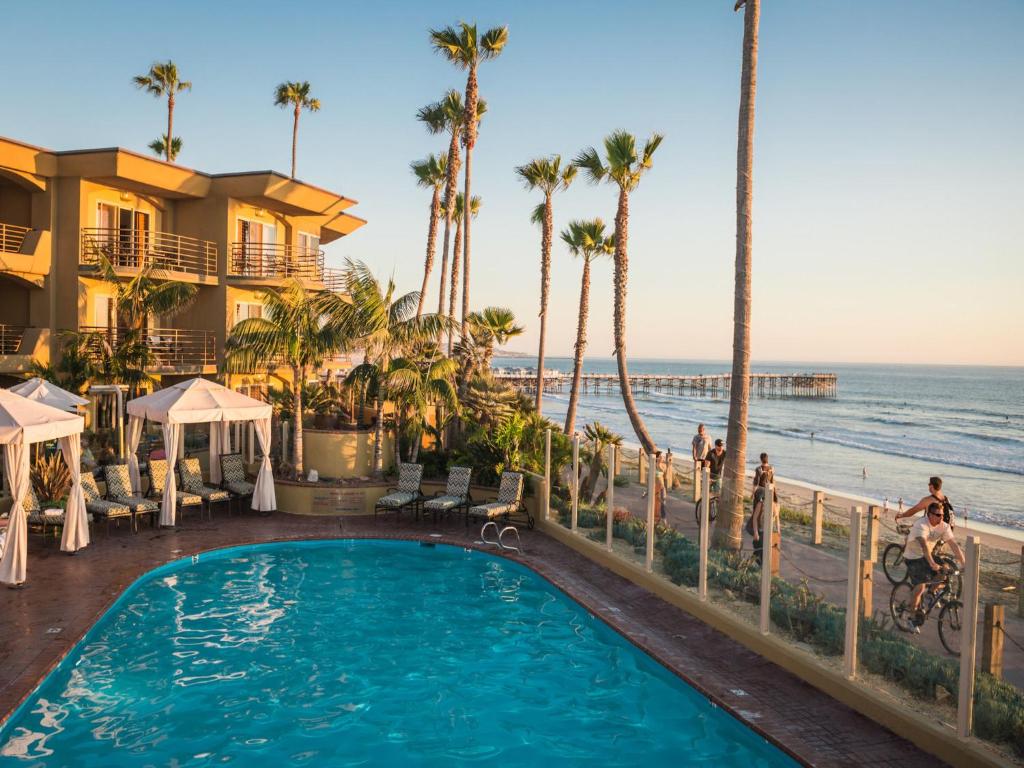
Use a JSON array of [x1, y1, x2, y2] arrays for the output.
[[0, 540, 798, 766]]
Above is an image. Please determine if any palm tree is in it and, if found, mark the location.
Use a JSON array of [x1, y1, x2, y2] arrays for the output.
[[274, 81, 321, 179], [514, 156, 576, 412], [442, 193, 481, 355], [316, 260, 449, 475], [717, 0, 761, 551], [224, 280, 346, 477], [580, 421, 623, 502], [133, 61, 191, 163], [457, 306, 523, 379], [574, 131, 664, 455], [388, 345, 458, 462], [148, 134, 182, 162], [410, 153, 448, 318], [430, 22, 509, 340], [560, 219, 614, 436]]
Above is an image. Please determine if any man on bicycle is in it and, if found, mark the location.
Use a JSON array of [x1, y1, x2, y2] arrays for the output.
[[706, 439, 726, 495], [904, 502, 965, 627], [896, 476, 954, 526]]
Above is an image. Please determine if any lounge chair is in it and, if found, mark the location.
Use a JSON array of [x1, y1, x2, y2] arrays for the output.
[[103, 464, 159, 532], [467, 471, 533, 529], [147, 458, 204, 523], [178, 457, 231, 519], [422, 466, 472, 522], [82, 472, 133, 535], [374, 462, 423, 521], [219, 452, 255, 515]]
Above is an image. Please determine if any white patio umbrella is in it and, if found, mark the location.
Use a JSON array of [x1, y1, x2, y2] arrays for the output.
[[125, 378, 275, 526], [8, 378, 89, 413], [0, 390, 88, 586]]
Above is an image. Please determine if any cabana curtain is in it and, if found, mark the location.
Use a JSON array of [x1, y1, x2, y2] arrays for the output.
[[58, 434, 88, 552], [126, 415, 144, 493]]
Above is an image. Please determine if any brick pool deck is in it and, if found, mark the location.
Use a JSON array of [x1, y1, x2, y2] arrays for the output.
[[0, 512, 942, 767]]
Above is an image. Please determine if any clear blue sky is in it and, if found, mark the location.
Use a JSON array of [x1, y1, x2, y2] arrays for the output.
[[3, 1, 1022, 365]]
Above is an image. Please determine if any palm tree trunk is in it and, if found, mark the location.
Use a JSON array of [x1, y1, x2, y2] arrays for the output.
[[584, 450, 604, 503], [166, 95, 174, 163], [438, 129, 461, 321], [564, 257, 591, 435], [612, 189, 657, 455], [291, 104, 300, 179], [715, 0, 760, 551], [416, 187, 441, 318], [448, 219, 463, 356], [535, 192, 553, 412], [460, 65, 478, 342], [373, 398, 385, 475], [292, 365, 305, 478], [410, 426, 421, 463]]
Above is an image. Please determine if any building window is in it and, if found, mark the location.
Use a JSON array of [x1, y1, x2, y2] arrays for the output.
[[298, 231, 320, 257], [233, 301, 264, 327]]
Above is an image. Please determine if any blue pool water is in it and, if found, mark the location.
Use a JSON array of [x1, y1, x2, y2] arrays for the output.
[[0, 541, 797, 766]]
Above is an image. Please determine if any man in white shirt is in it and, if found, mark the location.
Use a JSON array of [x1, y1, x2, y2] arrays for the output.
[[903, 502, 965, 626], [691, 424, 711, 468]]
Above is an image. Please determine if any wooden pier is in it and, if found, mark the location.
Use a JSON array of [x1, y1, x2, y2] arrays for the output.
[[493, 371, 837, 399]]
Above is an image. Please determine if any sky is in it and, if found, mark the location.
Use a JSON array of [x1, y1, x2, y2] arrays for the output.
[[2, 0, 1022, 366]]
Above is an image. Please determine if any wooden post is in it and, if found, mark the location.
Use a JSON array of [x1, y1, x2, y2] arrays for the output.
[[638, 451, 646, 485], [543, 429, 551, 522], [844, 507, 864, 679], [698, 466, 710, 602], [982, 604, 1004, 680], [614, 445, 621, 477], [958, 536, 982, 739], [859, 559, 873, 620], [692, 460, 701, 503], [760, 484, 776, 635], [866, 505, 881, 562], [606, 443, 615, 552], [571, 434, 579, 532], [812, 490, 824, 545], [645, 453, 655, 573], [1019, 546, 1023, 619]]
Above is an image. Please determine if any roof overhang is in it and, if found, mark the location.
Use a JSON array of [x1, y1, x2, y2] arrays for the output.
[[56, 149, 211, 199], [210, 172, 359, 217]]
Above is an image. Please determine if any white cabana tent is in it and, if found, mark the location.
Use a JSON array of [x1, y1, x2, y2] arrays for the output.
[[8, 378, 89, 413], [125, 379, 275, 526], [0, 390, 88, 586]]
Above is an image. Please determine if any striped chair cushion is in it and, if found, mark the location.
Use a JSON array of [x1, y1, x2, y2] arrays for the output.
[[423, 494, 464, 511], [220, 454, 247, 485], [86, 499, 132, 520], [396, 463, 423, 494], [376, 491, 416, 508], [103, 464, 134, 498], [496, 472, 524, 504], [81, 472, 102, 502], [445, 466, 472, 498], [224, 480, 255, 497], [179, 458, 230, 502], [468, 502, 517, 519], [22, 487, 41, 515]]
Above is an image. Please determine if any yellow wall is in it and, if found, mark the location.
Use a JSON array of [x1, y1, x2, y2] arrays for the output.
[[302, 428, 395, 478]]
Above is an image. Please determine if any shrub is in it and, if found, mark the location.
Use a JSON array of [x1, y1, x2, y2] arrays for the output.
[[613, 474, 630, 488]]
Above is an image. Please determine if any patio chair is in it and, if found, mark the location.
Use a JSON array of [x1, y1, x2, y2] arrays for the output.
[[467, 471, 533, 529], [103, 464, 159, 533], [82, 472, 133, 535], [147, 458, 204, 523], [219, 452, 255, 515], [178, 457, 231, 519], [422, 466, 473, 523], [374, 462, 424, 521]]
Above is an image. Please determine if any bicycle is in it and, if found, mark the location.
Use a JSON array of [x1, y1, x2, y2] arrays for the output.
[[882, 522, 962, 598], [694, 478, 720, 527], [889, 564, 963, 656]]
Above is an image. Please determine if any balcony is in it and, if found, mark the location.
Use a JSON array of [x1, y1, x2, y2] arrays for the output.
[[0, 325, 50, 374], [229, 243, 324, 284], [322, 267, 345, 293], [80, 228, 218, 283], [0, 223, 30, 254], [0, 324, 26, 354], [78, 326, 216, 373]]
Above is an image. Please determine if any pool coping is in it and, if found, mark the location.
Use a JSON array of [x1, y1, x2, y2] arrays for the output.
[[0, 516, 951, 766]]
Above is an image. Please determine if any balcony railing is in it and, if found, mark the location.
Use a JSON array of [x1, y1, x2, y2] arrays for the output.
[[81, 228, 217, 277], [0, 223, 30, 254], [229, 243, 324, 281], [322, 267, 345, 292], [78, 326, 216, 370], [0, 324, 26, 355]]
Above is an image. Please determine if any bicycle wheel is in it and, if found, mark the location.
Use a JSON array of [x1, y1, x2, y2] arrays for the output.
[[938, 599, 963, 656], [889, 582, 918, 632], [709, 497, 718, 524], [936, 556, 963, 599], [882, 542, 908, 585]]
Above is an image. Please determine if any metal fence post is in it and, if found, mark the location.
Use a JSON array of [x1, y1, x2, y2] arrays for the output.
[[645, 452, 656, 573], [958, 536, 982, 739], [844, 506, 864, 679], [760, 483, 775, 634], [812, 490, 824, 545], [606, 443, 615, 552], [571, 434, 580, 532], [699, 466, 711, 601], [544, 428, 552, 521]]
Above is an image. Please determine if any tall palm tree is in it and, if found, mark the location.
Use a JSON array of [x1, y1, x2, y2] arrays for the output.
[[430, 22, 509, 339], [560, 219, 614, 436], [574, 131, 664, 455], [133, 61, 191, 163], [717, 0, 761, 551], [410, 152, 448, 318], [441, 193, 481, 355], [459, 306, 523, 377], [224, 280, 346, 477], [274, 81, 321, 179], [514, 156, 576, 412], [316, 260, 449, 475], [148, 134, 182, 162], [417, 91, 488, 319]]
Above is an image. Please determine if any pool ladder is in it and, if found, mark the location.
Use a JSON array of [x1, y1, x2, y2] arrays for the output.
[[480, 522, 524, 555]]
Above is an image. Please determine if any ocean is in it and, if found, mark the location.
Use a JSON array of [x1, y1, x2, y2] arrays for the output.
[[493, 357, 1024, 531]]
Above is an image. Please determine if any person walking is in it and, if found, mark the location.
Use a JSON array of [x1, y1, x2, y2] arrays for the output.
[[691, 424, 711, 469]]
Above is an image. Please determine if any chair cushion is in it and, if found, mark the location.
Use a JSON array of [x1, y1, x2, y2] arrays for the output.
[[22, 488, 41, 515], [195, 487, 231, 503], [446, 467, 472, 497], [86, 499, 132, 520], [82, 473, 102, 502], [396, 463, 423, 494], [221, 453, 247, 485], [497, 472, 524, 504], [423, 494, 466, 511], [103, 464, 134, 498], [148, 458, 171, 495], [175, 491, 204, 506], [178, 458, 205, 495], [225, 481, 255, 496], [119, 497, 159, 514], [376, 491, 416, 508], [468, 502, 516, 519]]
